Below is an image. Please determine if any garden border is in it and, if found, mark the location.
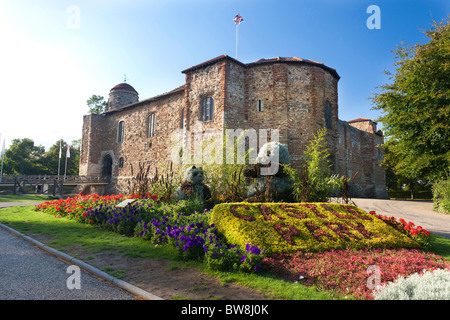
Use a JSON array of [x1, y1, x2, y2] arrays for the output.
[[0, 222, 164, 300]]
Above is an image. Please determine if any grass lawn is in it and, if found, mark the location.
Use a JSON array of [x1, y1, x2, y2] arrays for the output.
[[0, 204, 338, 300]]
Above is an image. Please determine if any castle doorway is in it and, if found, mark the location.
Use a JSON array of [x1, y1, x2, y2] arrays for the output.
[[102, 154, 113, 183]]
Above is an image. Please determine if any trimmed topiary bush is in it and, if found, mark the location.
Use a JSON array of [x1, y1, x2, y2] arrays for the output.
[[210, 203, 421, 255]]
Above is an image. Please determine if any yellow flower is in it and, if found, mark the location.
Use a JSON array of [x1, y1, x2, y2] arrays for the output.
[[211, 203, 420, 255]]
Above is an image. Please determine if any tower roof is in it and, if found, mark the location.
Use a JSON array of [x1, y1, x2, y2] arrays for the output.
[[110, 82, 138, 94]]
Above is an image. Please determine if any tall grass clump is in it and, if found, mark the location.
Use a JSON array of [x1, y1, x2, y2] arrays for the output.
[[284, 128, 343, 202]]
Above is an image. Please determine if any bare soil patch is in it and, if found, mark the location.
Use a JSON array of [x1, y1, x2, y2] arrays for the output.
[[59, 245, 271, 300]]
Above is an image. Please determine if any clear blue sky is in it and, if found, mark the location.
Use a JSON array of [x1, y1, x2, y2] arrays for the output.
[[0, 0, 448, 150]]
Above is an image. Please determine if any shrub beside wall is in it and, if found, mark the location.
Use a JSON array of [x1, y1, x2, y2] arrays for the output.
[[432, 180, 450, 214]]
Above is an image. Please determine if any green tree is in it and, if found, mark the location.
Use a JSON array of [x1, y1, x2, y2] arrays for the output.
[[2, 138, 45, 174], [370, 16, 450, 182], [41, 139, 80, 176], [86, 95, 107, 114]]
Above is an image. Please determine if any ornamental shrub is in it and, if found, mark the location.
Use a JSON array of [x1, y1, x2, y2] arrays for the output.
[[211, 203, 420, 254], [283, 128, 343, 202], [264, 248, 450, 300], [373, 268, 450, 300], [432, 179, 450, 214]]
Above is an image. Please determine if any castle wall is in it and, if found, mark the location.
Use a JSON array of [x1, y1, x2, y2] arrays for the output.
[[79, 113, 104, 176], [336, 120, 388, 198], [80, 90, 185, 194], [80, 55, 388, 198]]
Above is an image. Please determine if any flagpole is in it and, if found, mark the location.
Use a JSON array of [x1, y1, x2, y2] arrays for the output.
[[64, 150, 68, 182], [58, 141, 61, 181], [236, 23, 238, 60], [64, 145, 70, 182], [0, 154, 4, 184]]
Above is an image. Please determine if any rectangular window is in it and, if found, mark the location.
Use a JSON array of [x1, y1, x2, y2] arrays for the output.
[[148, 113, 156, 137], [258, 99, 263, 112], [201, 97, 214, 121]]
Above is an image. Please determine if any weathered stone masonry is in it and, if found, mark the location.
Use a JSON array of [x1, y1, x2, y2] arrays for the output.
[[80, 54, 389, 198]]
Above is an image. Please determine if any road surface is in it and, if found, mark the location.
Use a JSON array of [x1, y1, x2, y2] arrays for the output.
[[352, 198, 450, 239]]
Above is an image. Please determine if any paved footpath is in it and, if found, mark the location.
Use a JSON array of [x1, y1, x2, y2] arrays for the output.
[[0, 202, 163, 300], [352, 198, 450, 239]]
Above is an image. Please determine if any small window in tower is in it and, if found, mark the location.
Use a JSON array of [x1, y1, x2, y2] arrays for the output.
[[117, 121, 125, 143], [257, 99, 263, 112], [148, 113, 156, 137], [325, 101, 332, 129], [201, 97, 214, 121], [118, 157, 124, 168]]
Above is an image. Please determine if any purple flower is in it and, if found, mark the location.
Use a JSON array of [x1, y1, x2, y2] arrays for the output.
[[241, 255, 246, 262]]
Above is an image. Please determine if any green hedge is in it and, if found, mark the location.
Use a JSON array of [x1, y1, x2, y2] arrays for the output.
[[432, 180, 450, 214]]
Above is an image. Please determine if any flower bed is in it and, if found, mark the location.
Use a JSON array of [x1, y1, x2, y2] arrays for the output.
[[35, 194, 263, 273], [35, 195, 447, 299], [368, 211, 432, 248], [210, 203, 421, 254], [35, 193, 133, 219], [264, 248, 450, 299]]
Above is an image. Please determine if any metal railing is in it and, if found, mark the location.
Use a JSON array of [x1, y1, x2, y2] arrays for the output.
[[0, 175, 109, 196]]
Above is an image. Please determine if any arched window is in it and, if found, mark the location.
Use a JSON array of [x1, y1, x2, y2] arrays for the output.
[[148, 113, 156, 137], [102, 154, 113, 182], [201, 97, 214, 121], [117, 121, 125, 143], [118, 157, 124, 168], [325, 101, 332, 129]]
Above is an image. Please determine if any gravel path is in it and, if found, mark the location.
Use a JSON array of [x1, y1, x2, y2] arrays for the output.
[[0, 201, 43, 208], [0, 226, 136, 300], [352, 198, 450, 239], [0, 201, 163, 300]]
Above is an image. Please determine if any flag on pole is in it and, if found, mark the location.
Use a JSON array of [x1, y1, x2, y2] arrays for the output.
[[1, 137, 5, 156], [66, 144, 70, 158], [233, 13, 244, 25], [59, 141, 62, 158]]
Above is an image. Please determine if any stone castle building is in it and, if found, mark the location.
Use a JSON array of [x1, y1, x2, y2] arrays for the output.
[[79, 54, 389, 198]]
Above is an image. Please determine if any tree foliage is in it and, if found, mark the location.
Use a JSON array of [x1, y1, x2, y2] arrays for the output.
[[86, 95, 107, 114], [2, 138, 80, 175], [370, 16, 450, 181], [2, 138, 45, 175]]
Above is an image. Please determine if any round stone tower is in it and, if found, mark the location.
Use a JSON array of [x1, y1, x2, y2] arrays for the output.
[[107, 82, 139, 111]]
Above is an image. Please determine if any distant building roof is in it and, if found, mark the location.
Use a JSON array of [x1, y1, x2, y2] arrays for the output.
[[110, 83, 138, 94], [182, 54, 340, 80], [348, 117, 371, 123]]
